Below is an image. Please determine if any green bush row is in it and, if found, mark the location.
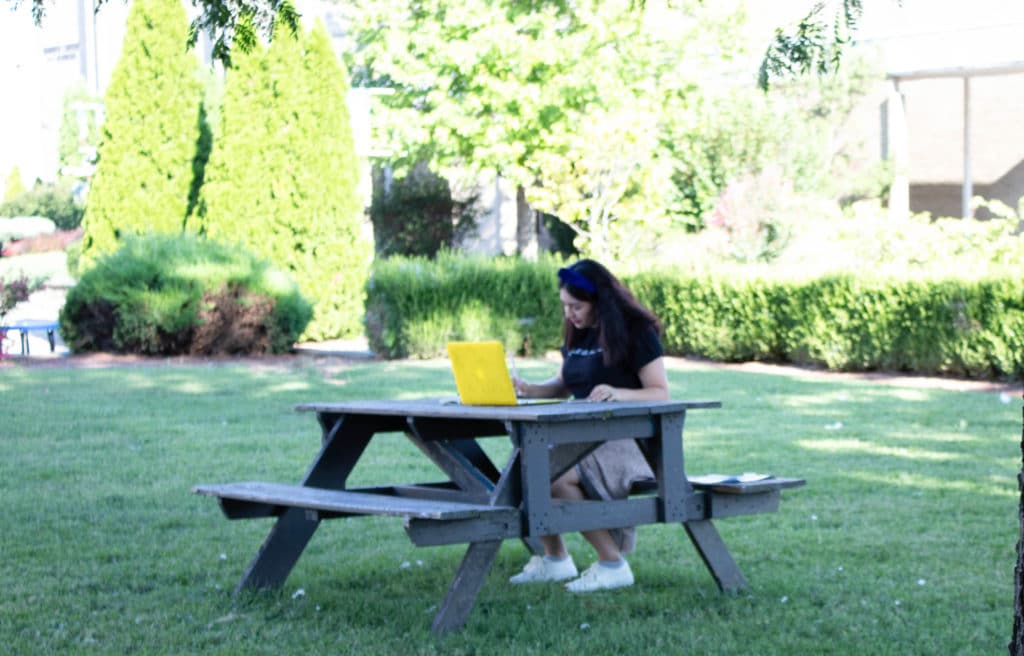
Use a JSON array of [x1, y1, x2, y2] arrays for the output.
[[364, 253, 565, 359], [60, 233, 312, 356], [1, 180, 85, 232], [365, 256, 1024, 378]]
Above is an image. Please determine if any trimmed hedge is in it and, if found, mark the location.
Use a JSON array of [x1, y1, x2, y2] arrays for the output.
[[364, 256, 1024, 379], [365, 253, 564, 359], [60, 233, 312, 355]]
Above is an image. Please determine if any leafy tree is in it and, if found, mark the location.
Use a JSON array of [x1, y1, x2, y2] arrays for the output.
[[15, 0, 873, 83], [4, 167, 27, 203], [196, 13, 369, 339], [369, 162, 479, 258], [345, 0, 742, 266], [77, 0, 204, 267], [1, 180, 85, 231], [758, 0, 872, 91]]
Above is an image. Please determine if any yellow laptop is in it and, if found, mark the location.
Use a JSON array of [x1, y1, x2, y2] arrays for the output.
[[446, 341, 563, 406]]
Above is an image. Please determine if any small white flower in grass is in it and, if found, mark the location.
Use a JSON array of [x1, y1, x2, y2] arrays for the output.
[[837, 566, 844, 572], [780, 596, 788, 604], [400, 561, 411, 569], [894, 600, 901, 606], [1000, 392, 1012, 404], [291, 588, 305, 600], [416, 559, 424, 567], [917, 579, 926, 586], [580, 623, 590, 630], [811, 515, 818, 521], [219, 553, 227, 561], [824, 422, 843, 431]]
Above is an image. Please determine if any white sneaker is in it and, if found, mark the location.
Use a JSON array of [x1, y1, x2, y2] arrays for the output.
[[509, 555, 578, 584], [565, 560, 634, 593]]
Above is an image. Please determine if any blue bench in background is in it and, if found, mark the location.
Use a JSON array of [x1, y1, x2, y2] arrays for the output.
[[1, 319, 59, 355]]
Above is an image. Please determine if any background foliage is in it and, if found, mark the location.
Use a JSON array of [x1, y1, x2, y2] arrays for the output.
[[59, 232, 311, 355], [77, 0, 205, 268], [364, 253, 564, 359], [1, 179, 85, 232], [369, 163, 479, 258], [365, 253, 1024, 379], [345, 0, 746, 265], [196, 15, 370, 340]]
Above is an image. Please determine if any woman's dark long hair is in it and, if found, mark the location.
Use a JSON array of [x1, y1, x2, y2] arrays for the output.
[[559, 259, 661, 367]]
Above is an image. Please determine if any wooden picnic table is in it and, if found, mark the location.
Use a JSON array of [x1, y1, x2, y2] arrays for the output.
[[194, 398, 803, 634]]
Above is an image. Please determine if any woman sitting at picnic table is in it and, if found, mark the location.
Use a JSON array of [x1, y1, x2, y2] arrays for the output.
[[510, 258, 669, 592]]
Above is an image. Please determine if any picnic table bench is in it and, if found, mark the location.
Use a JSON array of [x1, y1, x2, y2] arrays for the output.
[[194, 398, 804, 634]]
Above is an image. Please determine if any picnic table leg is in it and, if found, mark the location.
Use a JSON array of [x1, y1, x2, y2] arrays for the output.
[[431, 539, 502, 635], [683, 519, 749, 592], [236, 507, 320, 592], [236, 414, 375, 592]]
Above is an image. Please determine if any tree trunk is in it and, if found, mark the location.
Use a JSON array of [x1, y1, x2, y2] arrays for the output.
[[1012, 388, 1024, 655], [515, 185, 537, 259]]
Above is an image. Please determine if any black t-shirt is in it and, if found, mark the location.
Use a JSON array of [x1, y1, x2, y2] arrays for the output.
[[560, 324, 663, 399]]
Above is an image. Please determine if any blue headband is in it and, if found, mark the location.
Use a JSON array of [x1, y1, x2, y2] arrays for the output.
[[557, 267, 596, 294]]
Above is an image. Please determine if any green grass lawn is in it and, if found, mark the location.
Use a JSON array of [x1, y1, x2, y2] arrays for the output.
[[1, 357, 1018, 655]]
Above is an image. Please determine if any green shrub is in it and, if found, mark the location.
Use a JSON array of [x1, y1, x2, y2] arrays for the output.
[[635, 271, 1024, 379], [1, 180, 85, 231], [59, 233, 312, 355], [364, 253, 564, 359], [364, 254, 1024, 379], [370, 163, 479, 258]]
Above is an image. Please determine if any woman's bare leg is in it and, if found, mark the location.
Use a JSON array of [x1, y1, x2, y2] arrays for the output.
[[547, 468, 622, 562]]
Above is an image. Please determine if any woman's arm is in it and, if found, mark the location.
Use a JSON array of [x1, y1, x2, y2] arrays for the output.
[[587, 357, 669, 402], [513, 374, 570, 399]]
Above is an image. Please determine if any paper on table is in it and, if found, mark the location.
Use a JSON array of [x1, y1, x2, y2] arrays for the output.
[[689, 472, 773, 485]]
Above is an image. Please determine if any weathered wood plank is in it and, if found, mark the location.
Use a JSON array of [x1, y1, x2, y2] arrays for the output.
[[404, 513, 522, 546], [706, 490, 781, 518], [406, 419, 494, 495], [193, 482, 515, 520], [295, 399, 720, 423], [235, 507, 320, 592], [431, 540, 502, 634], [683, 520, 749, 592], [631, 476, 806, 496]]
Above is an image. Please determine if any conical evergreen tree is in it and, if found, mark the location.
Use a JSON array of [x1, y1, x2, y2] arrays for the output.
[[197, 12, 369, 339], [78, 0, 204, 266]]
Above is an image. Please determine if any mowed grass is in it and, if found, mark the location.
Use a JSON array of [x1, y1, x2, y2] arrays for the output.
[[0, 356, 1018, 655]]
